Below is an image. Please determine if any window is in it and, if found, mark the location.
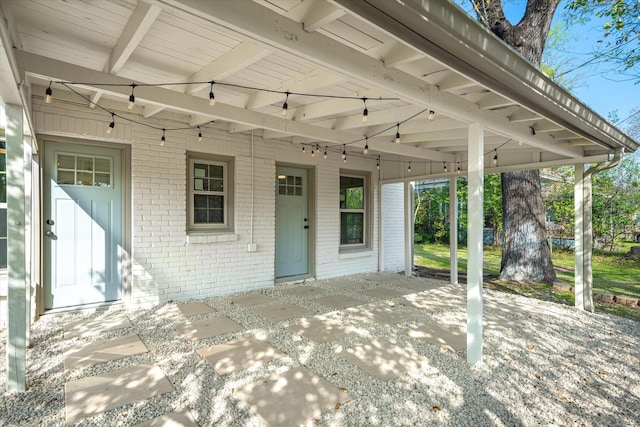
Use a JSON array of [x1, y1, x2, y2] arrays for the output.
[[340, 174, 368, 247], [188, 154, 234, 232], [56, 153, 112, 187]]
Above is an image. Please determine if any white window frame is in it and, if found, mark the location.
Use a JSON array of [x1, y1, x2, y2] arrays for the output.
[[187, 153, 234, 233], [339, 171, 370, 250]]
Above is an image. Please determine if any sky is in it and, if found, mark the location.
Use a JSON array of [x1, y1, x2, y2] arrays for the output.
[[495, 1, 638, 128]]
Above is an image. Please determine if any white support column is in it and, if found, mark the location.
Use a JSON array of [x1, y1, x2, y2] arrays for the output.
[[574, 165, 584, 310], [6, 104, 27, 392], [467, 123, 484, 364], [583, 173, 594, 312], [449, 177, 458, 284], [404, 181, 413, 277]]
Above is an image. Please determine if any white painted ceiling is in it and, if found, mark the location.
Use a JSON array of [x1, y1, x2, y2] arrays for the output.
[[2, 0, 637, 178]]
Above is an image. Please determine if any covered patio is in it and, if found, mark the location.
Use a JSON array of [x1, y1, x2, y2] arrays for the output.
[[1, 0, 638, 395], [1, 273, 639, 426]]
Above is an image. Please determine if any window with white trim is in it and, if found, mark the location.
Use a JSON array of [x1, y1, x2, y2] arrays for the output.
[[187, 154, 234, 232], [0, 141, 6, 269], [339, 173, 369, 248]]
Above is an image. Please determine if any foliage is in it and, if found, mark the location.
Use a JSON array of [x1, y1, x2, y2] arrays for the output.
[[413, 174, 503, 244], [591, 154, 640, 250], [566, 0, 640, 79]]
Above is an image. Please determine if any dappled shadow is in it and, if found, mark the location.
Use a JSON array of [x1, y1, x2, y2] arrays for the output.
[[4, 273, 639, 426]]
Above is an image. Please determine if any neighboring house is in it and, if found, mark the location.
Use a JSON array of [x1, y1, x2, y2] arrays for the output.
[[0, 0, 637, 385]]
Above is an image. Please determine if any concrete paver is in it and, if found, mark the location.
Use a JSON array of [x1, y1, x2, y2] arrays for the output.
[[63, 316, 132, 339], [65, 364, 173, 425], [179, 315, 244, 341], [198, 336, 285, 375], [408, 323, 466, 352], [250, 302, 315, 323], [287, 316, 354, 343], [337, 338, 428, 381], [314, 295, 367, 310], [133, 411, 199, 427], [236, 366, 351, 426], [63, 334, 148, 371], [226, 294, 276, 307]]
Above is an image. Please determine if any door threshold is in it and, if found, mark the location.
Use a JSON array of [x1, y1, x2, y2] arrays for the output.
[[275, 274, 315, 284], [42, 300, 124, 317]]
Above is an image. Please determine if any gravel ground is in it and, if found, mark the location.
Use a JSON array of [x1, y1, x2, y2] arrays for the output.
[[1, 273, 639, 426]]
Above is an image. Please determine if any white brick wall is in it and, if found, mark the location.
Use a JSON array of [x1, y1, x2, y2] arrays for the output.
[[21, 99, 402, 315], [382, 183, 405, 272]]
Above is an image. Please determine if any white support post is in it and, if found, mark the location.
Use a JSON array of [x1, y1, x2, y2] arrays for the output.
[[583, 172, 594, 312], [574, 165, 584, 310], [449, 177, 458, 284], [404, 181, 413, 277], [467, 123, 484, 364], [6, 104, 27, 392]]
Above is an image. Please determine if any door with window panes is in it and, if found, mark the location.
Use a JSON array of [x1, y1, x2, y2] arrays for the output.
[[275, 166, 308, 277], [44, 142, 123, 309]]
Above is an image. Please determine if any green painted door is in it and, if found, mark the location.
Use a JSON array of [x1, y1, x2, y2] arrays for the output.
[[44, 142, 123, 309], [275, 166, 308, 278]]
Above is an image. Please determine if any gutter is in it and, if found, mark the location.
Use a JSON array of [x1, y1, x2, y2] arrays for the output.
[[332, 0, 638, 154]]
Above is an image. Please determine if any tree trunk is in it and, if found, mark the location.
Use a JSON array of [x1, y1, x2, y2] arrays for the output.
[[472, 0, 559, 283], [499, 170, 556, 282]]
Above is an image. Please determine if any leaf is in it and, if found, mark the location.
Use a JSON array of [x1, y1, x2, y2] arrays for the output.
[[231, 388, 235, 394], [526, 344, 535, 350], [339, 387, 347, 391], [314, 419, 321, 425], [560, 397, 568, 401], [335, 402, 341, 410], [598, 370, 606, 375], [433, 406, 441, 412], [535, 373, 541, 379]]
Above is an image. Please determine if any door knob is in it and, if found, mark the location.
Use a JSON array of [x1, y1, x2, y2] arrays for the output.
[[46, 219, 55, 225], [45, 230, 54, 237]]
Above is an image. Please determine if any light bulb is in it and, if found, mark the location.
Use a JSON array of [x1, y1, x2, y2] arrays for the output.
[[106, 120, 115, 134], [428, 110, 435, 121], [209, 82, 216, 106], [45, 83, 52, 103]]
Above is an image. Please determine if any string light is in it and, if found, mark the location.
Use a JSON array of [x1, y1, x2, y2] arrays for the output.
[[128, 84, 136, 109], [160, 128, 166, 146], [197, 126, 202, 142], [302, 145, 306, 154], [324, 147, 328, 159], [395, 123, 401, 144], [428, 110, 435, 121], [106, 113, 115, 134], [377, 156, 380, 170], [45, 82, 53, 103], [363, 137, 369, 155], [311, 145, 315, 157], [457, 161, 461, 174], [342, 144, 347, 160], [408, 162, 412, 173], [282, 91, 289, 116], [518, 140, 523, 146], [209, 81, 216, 106], [362, 97, 368, 123], [443, 161, 447, 172], [493, 149, 498, 166]]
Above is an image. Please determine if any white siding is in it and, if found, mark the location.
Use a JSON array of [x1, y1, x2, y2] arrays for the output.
[[27, 98, 390, 312], [382, 183, 405, 272]]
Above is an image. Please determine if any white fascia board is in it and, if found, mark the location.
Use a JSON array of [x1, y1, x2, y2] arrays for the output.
[[333, 0, 638, 153], [161, 0, 583, 159]]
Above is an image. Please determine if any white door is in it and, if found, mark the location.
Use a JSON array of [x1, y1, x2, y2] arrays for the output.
[[275, 166, 308, 278], [44, 142, 123, 309]]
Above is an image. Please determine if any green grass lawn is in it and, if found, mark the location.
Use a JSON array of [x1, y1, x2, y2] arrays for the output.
[[414, 242, 640, 321]]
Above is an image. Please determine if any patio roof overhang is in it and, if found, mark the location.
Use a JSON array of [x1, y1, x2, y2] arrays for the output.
[[0, 0, 636, 181]]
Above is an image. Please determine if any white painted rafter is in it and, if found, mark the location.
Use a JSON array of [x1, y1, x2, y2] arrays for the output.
[[302, 0, 346, 32], [161, 0, 583, 158], [186, 42, 271, 95], [108, 1, 161, 74], [17, 50, 454, 162]]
